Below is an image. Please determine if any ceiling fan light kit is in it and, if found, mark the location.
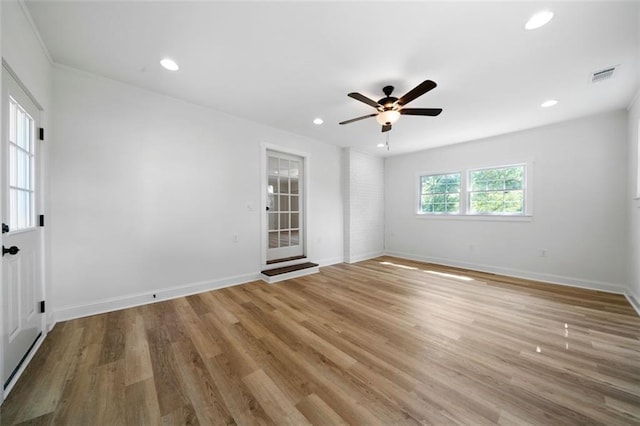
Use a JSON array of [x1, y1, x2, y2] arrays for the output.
[[339, 79, 442, 134], [375, 110, 400, 126]]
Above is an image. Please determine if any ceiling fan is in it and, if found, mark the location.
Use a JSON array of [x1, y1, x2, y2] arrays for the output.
[[339, 80, 442, 132]]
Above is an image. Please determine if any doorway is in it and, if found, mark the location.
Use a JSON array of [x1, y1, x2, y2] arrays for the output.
[[265, 150, 305, 263], [1, 68, 45, 394]]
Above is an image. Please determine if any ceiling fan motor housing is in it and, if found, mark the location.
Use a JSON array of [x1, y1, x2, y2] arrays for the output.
[[379, 86, 399, 111]]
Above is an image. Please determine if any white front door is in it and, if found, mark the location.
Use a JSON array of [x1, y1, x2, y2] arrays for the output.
[[266, 150, 304, 262], [2, 70, 43, 390]]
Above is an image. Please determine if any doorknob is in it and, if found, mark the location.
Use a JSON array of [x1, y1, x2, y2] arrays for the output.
[[2, 246, 19, 256], [2, 223, 8, 234]]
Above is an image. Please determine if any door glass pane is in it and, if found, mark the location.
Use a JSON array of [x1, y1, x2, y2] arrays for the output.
[[291, 213, 299, 228], [289, 161, 299, 178], [268, 157, 279, 176], [16, 109, 25, 149], [279, 195, 289, 212], [9, 145, 16, 187], [17, 150, 27, 188], [279, 213, 289, 229], [279, 177, 289, 194], [290, 179, 299, 194], [268, 213, 278, 230], [9, 102, 16, 142], [279, 231, 290, 247], [291, 195, 299, 211], [278, 159, 289, 177], [268, 176, 278, 192], [17, 190, 26, 230], [268, 232, 278, 248], [290, 230, 299, 246]]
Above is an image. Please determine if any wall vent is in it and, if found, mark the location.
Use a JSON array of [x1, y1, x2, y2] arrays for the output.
[[591, 66, 615, 83]]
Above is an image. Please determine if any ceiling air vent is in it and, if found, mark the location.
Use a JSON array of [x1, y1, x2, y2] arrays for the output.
[[591, 66, 615, 83]]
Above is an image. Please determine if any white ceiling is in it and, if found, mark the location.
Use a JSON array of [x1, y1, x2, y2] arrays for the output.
[[25, 1, 639, 156]]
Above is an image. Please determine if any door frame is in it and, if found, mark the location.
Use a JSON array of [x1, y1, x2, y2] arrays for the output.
[[0, 62, 48, 402], [260, 143, 309, 268]]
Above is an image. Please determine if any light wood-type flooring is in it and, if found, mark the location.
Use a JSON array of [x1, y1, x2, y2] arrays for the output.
[[2, 256, 640, 425]]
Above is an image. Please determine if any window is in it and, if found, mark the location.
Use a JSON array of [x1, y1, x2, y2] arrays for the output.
[[8, 97, 35, 231], [419, 173, 460, 214], [417, 163, 529, 217], [468, 165, 525, 215]]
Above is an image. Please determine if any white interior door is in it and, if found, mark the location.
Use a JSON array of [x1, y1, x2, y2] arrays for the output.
[[266, 150, 304, 262], [2, 70, 43, 390]]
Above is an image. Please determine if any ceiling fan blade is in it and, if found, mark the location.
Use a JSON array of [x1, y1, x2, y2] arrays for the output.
[[381, 124, 392, 132], [339, 113, 377, 125], [400, 108, 443, 116], [348, 92, 382, 108], [397, 80, 437, 106]]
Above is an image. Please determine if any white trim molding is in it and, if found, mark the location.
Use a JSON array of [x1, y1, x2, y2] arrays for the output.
[[17, 0, 54, 64], [345, 250, 385, 264], [315, 256, 344, 267], [384, 250, 628, 296], [626, 291, 640, 317], [54, 272, 260, 322]]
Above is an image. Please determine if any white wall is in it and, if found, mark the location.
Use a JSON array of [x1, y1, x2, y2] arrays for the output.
[[1, 0, 50, 107], [385, 110, 629, 293], [51, 66, 343, 320], [343, 149, 384, 263], [629, 95, 640, 307]]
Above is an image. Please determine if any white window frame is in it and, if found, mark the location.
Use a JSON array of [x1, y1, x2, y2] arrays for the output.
[[416, 161, 533, 221], [467, 163, 527, 216], [417, 171, 462, 215]]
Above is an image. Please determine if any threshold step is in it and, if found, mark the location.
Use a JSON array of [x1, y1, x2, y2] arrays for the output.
[[267, 255, 307, 265], [261, 262, 319, 284]]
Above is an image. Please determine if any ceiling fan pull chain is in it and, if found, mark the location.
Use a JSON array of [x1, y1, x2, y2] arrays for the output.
[[386, 132, 390, 151]]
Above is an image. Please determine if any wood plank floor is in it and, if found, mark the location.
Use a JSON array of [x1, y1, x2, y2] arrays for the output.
[[2, 256, 640, 425]]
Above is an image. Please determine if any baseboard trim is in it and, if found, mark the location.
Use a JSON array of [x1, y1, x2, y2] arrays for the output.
[[345, 251, 385, 264], [54, 272, 261, 322], [625, 292, 640, 317], [315, 256, 344, 267], [384, 251, 628, 295]]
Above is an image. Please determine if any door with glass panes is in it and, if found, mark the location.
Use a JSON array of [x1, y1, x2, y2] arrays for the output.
[[266, 151, 303, 261], [2, 68, 43, 391]]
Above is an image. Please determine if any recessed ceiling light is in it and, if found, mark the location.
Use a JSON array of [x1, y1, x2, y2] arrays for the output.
[[377, 143, 385, 148], [525, 10, 554, 30], [313, 118, 323, 125], [160, 58, 179, 71], [541, 99, 558, 108]]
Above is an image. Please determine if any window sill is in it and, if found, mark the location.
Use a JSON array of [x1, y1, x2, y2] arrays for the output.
[[415, 214, 533, 222]]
